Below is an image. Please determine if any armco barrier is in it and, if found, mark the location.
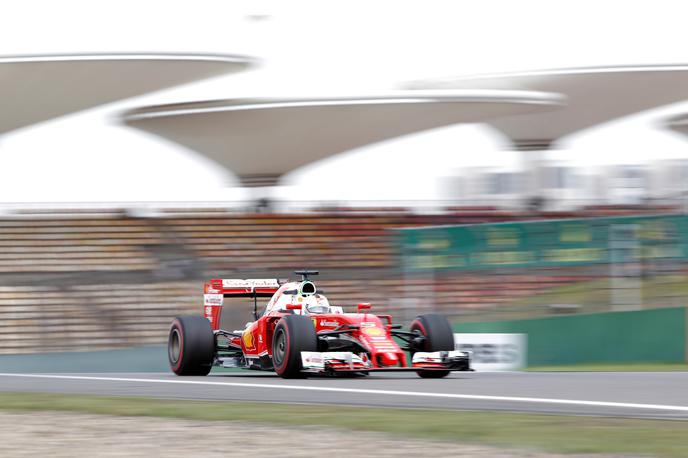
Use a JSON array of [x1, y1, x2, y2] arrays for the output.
[[0, 346, 168, 373], [454, 307, 686, 366]]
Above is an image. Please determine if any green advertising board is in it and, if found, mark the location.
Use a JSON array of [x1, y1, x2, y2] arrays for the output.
[[454, 307, 687, 366], [397, 214, 688, 272]]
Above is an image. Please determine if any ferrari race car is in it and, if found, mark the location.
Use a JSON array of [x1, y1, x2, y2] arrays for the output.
[[168, 270, 471, 378]]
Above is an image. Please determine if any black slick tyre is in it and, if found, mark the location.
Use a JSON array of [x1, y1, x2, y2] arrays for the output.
[[168, 316, 215, 376], [410, 313, 454, 379], [272, 314, 318, 378]]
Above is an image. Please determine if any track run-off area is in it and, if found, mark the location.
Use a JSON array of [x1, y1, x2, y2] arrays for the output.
[[1, 371, 688, 419]]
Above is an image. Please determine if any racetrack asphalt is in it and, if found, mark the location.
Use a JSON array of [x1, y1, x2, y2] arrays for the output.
[[1, 371, 688, 420]]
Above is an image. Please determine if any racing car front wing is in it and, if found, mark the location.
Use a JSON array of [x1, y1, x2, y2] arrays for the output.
[[411, 350, 472, 371], [300, 350, 471, 373]]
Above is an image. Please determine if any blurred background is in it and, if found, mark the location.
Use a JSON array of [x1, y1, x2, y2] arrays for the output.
[[1, 0, 688, 371]]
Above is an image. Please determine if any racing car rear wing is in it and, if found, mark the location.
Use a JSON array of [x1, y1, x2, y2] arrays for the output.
[[204, 279, 283, 297], [204, 279, 284, 328]]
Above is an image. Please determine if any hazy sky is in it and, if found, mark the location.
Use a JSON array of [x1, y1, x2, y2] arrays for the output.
[[2, 0, 688, 204]]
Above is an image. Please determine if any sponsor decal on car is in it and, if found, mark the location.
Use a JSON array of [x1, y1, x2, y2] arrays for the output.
[[319, 320, 339, 327], [369, 338, 394, 344], [203, 293, 223, 306], [246, 279, 280, 288], [222, 279, 251, 288], [243, 330, 255, 349], [222, 279, 280, 289], [360, 322, 377, 327], [303, 354, 323, 364], [363, 327, 385, 336]]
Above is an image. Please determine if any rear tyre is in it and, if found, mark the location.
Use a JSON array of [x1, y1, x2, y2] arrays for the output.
[[168, 316, 215, 376], [410, 313, 454, 379], [272, 315, 317, 378]]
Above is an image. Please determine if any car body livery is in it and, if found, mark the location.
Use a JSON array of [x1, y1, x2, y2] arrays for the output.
[[168, 270, 471, 378]]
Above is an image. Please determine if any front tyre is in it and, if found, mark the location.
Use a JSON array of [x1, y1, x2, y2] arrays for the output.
[[168, 316, 215, 376], [410, 313, 454, 379], [272, 315, 317, 378]]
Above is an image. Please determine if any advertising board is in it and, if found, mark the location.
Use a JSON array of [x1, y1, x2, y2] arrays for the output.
[[454, 333, 526, 371]]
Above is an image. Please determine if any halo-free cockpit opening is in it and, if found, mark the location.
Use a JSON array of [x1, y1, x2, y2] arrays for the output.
[[264, 279, 339, 316], [300, 281, 316, 296]]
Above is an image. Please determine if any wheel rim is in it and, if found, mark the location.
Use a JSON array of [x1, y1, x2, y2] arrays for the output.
[[411, 322, 429, 352], [169, 328, 181, 364], [273, 329, 286, 366]]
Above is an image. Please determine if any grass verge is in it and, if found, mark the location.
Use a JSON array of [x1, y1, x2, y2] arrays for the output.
[[1, 392, 688, 457], [509, 274, 688, 312], [528, 363, 688, 372]]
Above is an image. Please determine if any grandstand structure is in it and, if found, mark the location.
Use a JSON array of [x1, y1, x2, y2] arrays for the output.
[[407, 65, 688, 151], [0, 53, 246, 354], [666, 113, 688, 137], [3, 57, 688, 355], [0, 53, 252, 135], [119, 65, 688, 210], [122, 91, 563, 187], [409, 65, 688, 208]]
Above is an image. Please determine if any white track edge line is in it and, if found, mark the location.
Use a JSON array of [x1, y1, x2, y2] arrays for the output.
[[0, 373, 687, 412]]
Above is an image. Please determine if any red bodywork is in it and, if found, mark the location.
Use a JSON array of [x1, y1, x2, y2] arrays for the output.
[[203, 279, 416, 370], [241, 313, 407, 369]]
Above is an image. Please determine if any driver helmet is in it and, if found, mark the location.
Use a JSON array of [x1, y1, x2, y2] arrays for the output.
[[304, 294, 330, 314]]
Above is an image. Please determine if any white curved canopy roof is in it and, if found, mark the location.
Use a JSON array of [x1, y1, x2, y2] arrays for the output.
[[122, 90, 563, 186], [665, 114, 688, 136], [0, 53, 253, 135], [408, 65, 688, 149]]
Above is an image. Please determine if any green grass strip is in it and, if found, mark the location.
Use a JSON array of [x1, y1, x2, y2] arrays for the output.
[[528, 363, 688, 372], [1, 392, 688, 456]]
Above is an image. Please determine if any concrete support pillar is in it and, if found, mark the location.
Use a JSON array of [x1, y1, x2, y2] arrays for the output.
[[237, 175, 283, 213], [512, 139, 554, 211], [239, 174, 281, 188]]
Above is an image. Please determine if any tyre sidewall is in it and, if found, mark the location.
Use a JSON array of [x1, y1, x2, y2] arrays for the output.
[[273, 315, 317, 378], [168, 316, 215, 376], [410, 313, 454, 352], [410, 313, 453, 379]]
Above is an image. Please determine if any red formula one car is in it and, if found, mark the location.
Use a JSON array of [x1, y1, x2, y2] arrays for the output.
[[168, 270, 471, 378]]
